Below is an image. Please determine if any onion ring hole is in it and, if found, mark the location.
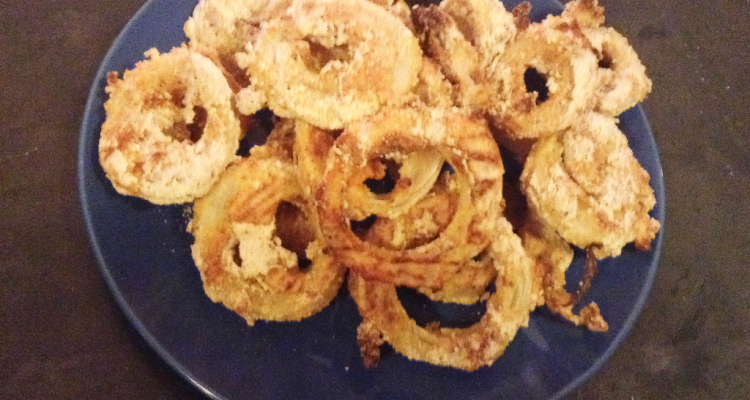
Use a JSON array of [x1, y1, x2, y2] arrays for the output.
[[303, 38, 352, 72], [364, 158, 401, 194], [226, 201, 314, 271], [396, 280, 496, 329], [523, 68, 549, 104], [364, 160, 455, 195], [165, 105, 208, 143], [350, 214, 379, 238], [598, 51, 614, 69], [274, 201, 315, 271], [237, 109, 275, 157]]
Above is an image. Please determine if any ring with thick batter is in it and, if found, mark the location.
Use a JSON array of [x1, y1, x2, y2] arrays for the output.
[[189, 149, 345, 325], [99, 46, 242, 205], [315, 106, 505, 290], [520, 112, 660, 258], [236, 0, 422, 129], [349, 217, 541, 371]]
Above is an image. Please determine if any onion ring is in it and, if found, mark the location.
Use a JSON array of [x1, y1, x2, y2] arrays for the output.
[[519, 211, 608, 331], [412, 5, 496, 111], [189, 150, 345, 325], [99, 46, 241, 205], [236, 0, 422, 129], [492, 20, 599, 141], [349, 217, 540, 371], [584, 27, 652, 116], [440, 0, 517, 72], [520, 113, 660, 258], [549, 0, 651, 116], [315, 106, 505, 290], [183, 0, 293, 82], [295, 119, 495, 304]]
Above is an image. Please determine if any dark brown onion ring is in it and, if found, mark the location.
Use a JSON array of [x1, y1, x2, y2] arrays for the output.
[[316, 106, 505, 290]]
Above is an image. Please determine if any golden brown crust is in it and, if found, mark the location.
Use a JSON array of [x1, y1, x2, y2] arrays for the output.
[[99, 46, 241, 205], [348, 217, 539, 371], [315, 106, 505, 290], [189, 151, 345, 325], [236, 0, 422, 129], [520, 113, 660, 258]]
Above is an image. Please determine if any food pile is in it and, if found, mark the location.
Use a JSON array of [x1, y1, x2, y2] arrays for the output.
[[98, 0, 660, 371]]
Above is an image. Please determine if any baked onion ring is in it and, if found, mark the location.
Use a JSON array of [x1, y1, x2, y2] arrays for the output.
[[585, 27, 652, 116], [315, 106, 505, 290], [492, 20, 599, 142], [183, 0, 293, 82], [520, 113, 660, 258], [412, 5, 496, 112], [519, 211, 608, 331], [440, 0, 517, 72], [295, 120, 495, 304], [349, 217, 540, 371], [236, 0, 422, 129], [189, 150, 345, 325], [99, 46, 241, 205], [502, 177, 607, 331], [551, 0, 651, 116]]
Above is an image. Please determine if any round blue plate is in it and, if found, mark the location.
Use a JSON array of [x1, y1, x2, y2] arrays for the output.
[[78, 0, 665, 399]]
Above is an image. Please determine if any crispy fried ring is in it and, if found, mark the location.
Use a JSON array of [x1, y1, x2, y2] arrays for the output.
[[189, 152, 345, 325], [585, 27, 652, 116], [316, 107, 505, 290], [183, 0, 293, 82], [520, 113, 660, 258], [520, 211, 608, 331], [349, 217, 540, 371], [493, 21, 599, 141], [295, 121, 495, 304], [550, 0, 650, 115], [236, 0, 422, 129], [99, 46, 241, 205]]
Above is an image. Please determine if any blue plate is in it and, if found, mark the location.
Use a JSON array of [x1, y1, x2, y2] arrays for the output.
[[78, 0, 665, 399]]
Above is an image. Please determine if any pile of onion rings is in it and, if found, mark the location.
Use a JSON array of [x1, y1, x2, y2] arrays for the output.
[[98, 0, 660, 370]]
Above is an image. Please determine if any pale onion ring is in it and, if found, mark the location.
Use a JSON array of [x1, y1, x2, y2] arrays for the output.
[[585, 27, 652, 116], [189, 151, 345, 325], [349, 217, 540, 371], [236, 0, 422, 129], [550, 0, 651, 115], [520, 113, 660, 258], [183, 0, 293, 81], [99, 46, 241, 205], [492, 21, 599, 141]]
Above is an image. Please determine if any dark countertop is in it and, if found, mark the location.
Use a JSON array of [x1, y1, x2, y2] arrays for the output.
[[2, 0, 748, 398]]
